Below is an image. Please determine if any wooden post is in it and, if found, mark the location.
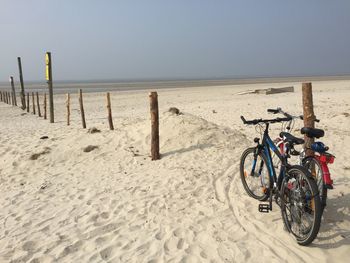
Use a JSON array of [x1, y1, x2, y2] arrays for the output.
[[5, 92, 7, 104], [46, 52, 54, 123], [26, 92, 30, 112], [66, 93, 70, 126], [36, 92, 41, 117], [302, 82, 316, 157], [43, 93, 47, 119], [17, 57, 26, 110], [79, 89, 86, 128], [10, 91, 13, 106], [32, 92, 36, 114], [0, 91, 2, 102], [106, 92, 114, 130], [149, 92, 160, 160], [10, 76, 17, 106]]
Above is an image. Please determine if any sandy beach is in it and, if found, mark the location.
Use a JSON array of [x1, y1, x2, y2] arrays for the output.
[[0, 80, 349, 262]]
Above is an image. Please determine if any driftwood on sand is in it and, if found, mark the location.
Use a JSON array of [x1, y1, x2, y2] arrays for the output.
[[237, 86, 294, 95]]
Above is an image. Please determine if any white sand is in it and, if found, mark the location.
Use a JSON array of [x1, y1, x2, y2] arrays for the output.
[[0, 80, 349, 262]]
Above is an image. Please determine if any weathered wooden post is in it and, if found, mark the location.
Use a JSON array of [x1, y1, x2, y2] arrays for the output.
[[32, 92, 36, 114], [79, 89, 86, 128], [43, 93, 47, 119], [10, 91, 13, 106], [46, 52, 54, 123], [17, 57, 26, 110], [66, 93, 70, 126], [0, 91, 2, 102], [106, 92, 114, 130], [36, 92, 41, 117], [149, 92, 160, 160], [5, 92, 8, 104], [26, 92, 30, 112], [302, 82, 316, 157], [10, 76, 17, 106]]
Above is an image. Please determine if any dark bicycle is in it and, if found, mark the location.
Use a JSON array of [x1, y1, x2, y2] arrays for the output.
[[240, 115, 322, 246]]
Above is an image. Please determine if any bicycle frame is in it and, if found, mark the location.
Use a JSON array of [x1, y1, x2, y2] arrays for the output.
[[254, 123, 287, 190]]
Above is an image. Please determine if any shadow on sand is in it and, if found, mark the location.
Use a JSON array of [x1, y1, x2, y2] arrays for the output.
[[311, 192, 350, 249], [161, 143, 214, 157]]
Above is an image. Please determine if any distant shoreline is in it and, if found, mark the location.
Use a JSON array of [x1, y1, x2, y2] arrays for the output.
[[1, 75, 350, 94]]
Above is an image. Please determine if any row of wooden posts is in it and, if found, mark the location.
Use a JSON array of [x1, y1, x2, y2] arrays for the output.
[[0, 53, 160, 160], [0, 87, 161, 161]]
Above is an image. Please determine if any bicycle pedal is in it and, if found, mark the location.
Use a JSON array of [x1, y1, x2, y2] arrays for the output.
[[258, 204, 270, 213]]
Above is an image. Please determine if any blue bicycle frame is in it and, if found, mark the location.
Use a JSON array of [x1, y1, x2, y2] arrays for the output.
[[253, 123, 288, 190]]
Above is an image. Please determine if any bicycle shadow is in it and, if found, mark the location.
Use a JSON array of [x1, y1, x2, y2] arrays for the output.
[[311, 192, 350, 248]]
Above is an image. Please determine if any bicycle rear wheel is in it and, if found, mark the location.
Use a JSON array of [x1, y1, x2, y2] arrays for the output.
[[240, 147, 272, 201], [281, 166, 322, 246]]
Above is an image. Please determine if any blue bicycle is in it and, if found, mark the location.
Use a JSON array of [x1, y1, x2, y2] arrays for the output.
[[240, 115, 322, 245]]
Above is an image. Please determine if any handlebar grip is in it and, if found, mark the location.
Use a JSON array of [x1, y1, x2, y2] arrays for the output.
[[267, 109, 279, 114]]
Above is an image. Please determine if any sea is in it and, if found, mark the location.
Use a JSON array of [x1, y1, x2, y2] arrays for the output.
[[0, 76, 349, 94]]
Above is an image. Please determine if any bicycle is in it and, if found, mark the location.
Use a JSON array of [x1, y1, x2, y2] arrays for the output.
[[267, 108, 334, 213], [240, 115, 322, 245]]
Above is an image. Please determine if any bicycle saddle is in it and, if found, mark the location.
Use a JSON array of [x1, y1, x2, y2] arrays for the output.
[[300, 127, 324, 138], [280, 132, 305, 145]]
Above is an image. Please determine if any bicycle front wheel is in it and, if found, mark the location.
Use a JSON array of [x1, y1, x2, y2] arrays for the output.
[[281, 165, 322, 246], [240, 147, 272, 201]]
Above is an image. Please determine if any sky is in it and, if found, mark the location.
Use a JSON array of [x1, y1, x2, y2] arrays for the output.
[[0, 0, 350, 82]]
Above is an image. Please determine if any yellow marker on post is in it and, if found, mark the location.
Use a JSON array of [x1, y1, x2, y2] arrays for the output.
[[45, 53, 50, 81]]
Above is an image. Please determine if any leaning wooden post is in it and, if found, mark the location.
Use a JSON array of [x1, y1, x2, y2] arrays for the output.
[[66, 93, 70, 126], [26, 92, 30, 112], [17, 57, 26, 110], [46, 52, 54, 123], [149, 92, 160, 160], [36, 92, 41, 117], [32, 92, 36, 114], [106, 92, 114, 130], [43, 93, 47, 119], [79, 89, 86, 128], [10, 76, 17, 106], [302, 82, 316, 157]]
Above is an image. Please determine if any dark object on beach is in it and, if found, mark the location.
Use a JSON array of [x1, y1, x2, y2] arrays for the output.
[[40, 136, 49, 140], [83, 145, 99, 152], [168, 107, 180, 115], [88, 127, 101, 134], [150, 92, 160, 160], [29, 147, 51, 160], [212, 110, 217, 114]]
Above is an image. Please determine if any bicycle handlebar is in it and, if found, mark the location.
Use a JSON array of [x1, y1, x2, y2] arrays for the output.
[[241, 115, 292, 125], [267, 108, 320, 122]]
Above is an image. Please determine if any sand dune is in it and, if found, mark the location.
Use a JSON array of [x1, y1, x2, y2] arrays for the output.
[[0, 80, 349, 262]]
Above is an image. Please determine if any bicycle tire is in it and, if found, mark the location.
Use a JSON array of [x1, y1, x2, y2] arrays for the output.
[[240, 147, 272, 201], [281, 165, 322, 246]]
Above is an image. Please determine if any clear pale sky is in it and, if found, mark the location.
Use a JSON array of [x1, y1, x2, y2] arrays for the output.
[[1, 0, 350, 81]]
